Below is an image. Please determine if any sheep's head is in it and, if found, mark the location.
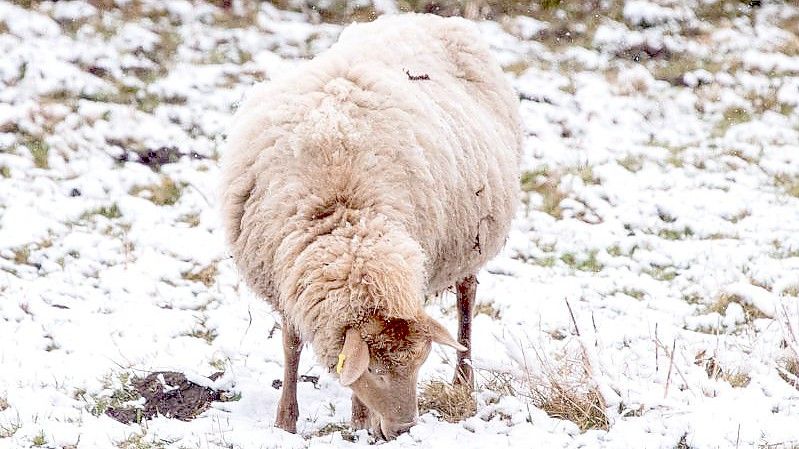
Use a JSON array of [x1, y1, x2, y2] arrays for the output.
[[336, 315, 465, 440]]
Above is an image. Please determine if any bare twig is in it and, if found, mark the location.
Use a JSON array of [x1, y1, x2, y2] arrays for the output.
[[735, 423, 740, 449], [405, 69, 430, 81], [655, 323, 659, 373], [664, 339, 676, 398], [565, 298, 581, 337]]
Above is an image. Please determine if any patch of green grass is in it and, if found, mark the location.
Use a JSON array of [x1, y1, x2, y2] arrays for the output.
[[520, 166, 551, 192], [646, 266, 678, 282], [682, 293, 703, 304], [315, 422, 357, 441], [220, 391, 242, 402], [116, 433, 165, 449], [666, 147, 685, 168], [618, 154, 644, 173], [183, 316, 218, 344], [535, 256, 557, 267], [561, 250, 603, 272], [130, 176, 183, 206], [181, 263, 218, 287], [775, 174, 799, 198], [622, 288, 646, 300], [716, 107, 752, 136], [21, 135, 49, 169], [81, 203, 122, 220], [178, 212, 201, 227], [521, 165, 566, 218], [88, 372, 141, 418], [658, 227, 694, 240], [725, 209, 750, 224], [209, 358, 226, 371], [186, 328, 218, 343], [695, 0, 757, 24], [607, 245, 624, 257], [32, 430, 46, 447], [650, 54, 724, 86]]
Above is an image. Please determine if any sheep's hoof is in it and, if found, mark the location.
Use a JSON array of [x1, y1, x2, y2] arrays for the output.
[[275, 403, 299, 433]]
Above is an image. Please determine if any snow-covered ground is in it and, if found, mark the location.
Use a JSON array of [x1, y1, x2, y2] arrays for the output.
[[2, 1, 799, 448]]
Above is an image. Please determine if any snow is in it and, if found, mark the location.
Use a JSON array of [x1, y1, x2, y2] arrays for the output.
[[2, 1, 799, 449]]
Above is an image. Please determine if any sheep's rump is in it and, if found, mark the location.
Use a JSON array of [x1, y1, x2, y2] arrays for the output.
[[222, 13, 521, 305]]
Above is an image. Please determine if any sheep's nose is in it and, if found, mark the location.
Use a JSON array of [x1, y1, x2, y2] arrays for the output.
[[381, 419, 417, 440]]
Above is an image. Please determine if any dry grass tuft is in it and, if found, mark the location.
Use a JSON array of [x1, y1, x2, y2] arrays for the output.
[[707, 293, 768, 323], [513, 343, 609, 432], [479, 369, 517, 399], [130, 176, 183, 206], [775, 174, 799, 198], [778, 305, 799, 391], [418, 380, 476, 423], [778, 356, 799, 391], [782, 284, 799, 297], [694, 351, 751, 387], [0, 416, 21, 438], [12, 246, 31, 265], [474, 301, 501, 319], [520, 166, 566, 218], [182, 263, 218, 287], [315, 423, 357, 442], [527, 369, 609, 431]]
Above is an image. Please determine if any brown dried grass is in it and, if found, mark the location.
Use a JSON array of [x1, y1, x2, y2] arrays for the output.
[[418, 380, 476, 423]]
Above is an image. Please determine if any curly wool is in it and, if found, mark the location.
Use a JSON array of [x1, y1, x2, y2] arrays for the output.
[[220, 13, 521, 369]]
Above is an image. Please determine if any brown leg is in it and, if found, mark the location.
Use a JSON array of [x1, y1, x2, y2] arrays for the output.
[[275, 320, 302, 433], [351, 394, 369, 430], [453, 275, 476, 389]]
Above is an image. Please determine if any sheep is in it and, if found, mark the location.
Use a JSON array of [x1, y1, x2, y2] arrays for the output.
[[220, 13, 521, 439]]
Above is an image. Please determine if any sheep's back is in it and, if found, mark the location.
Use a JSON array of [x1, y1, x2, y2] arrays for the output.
[[221, 13, 521, 302]]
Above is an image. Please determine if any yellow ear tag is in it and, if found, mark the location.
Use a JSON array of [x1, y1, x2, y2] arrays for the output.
[[336, 353, 346, 374]]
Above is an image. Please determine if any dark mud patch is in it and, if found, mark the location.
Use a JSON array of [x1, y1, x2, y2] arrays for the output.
[[115, 146, 207, 171], [107, 371, 225, 424]]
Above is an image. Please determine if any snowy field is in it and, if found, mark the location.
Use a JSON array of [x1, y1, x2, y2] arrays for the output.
[[2, 1, 799, 448]]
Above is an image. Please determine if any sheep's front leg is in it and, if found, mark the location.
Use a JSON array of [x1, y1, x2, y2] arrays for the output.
[[275, 321, 302, 433], [351, 394, 369, 430], [453, 275, 476, 389]]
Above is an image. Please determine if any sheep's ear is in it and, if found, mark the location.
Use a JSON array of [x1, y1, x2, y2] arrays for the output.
[[428, 318, 467, 352], [338, 328, 370, 386]]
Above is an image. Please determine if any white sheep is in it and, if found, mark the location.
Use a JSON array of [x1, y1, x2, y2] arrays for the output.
[[220, 12, 520, 439]]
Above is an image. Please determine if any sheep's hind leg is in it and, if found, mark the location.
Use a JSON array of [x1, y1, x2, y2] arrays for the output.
[[453, 275, 476, 389], [351, 394, 369, 430], [275, 320, 302, 433]]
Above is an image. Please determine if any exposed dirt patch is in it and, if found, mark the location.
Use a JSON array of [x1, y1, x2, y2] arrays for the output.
[[116, 145, 206, 171], [106, 371, 224, 424]]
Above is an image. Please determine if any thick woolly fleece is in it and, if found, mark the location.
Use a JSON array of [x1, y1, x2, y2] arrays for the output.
[[220, 13, 521, 371]]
